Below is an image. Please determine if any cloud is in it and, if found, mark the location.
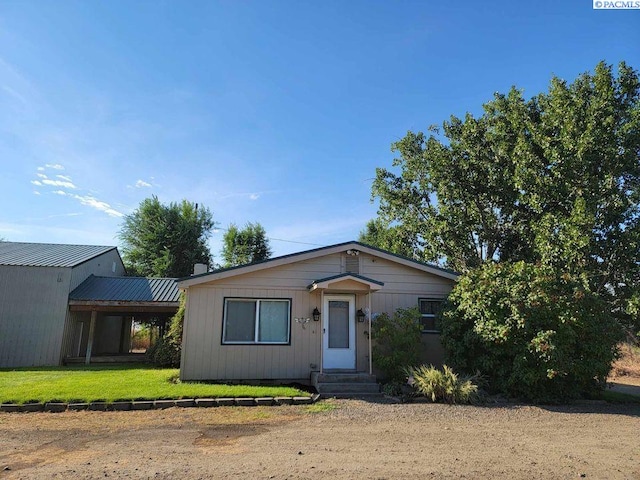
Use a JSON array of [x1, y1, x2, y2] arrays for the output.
[[42, 179, 76, 189], [249, 193, 260, 200], [56, 174, 73, 182], [33, 191, 40, 195], [31, 180, 42, 186], [37, 167, 45, 171], [44, 163, 64, 170], [72, 194, 123, 218], [135, 180, 152, 188], [53, 190, 123, 217], [36, 173, 47, 179]]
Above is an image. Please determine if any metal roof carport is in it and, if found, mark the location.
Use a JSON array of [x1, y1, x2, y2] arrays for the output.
[[68, 275, 180, 364]]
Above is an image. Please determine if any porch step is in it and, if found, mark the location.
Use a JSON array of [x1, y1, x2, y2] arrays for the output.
[[311, 372, 381, 398]]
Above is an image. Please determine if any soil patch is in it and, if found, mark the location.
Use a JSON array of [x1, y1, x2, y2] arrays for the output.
[[1, 400, 639, 479]]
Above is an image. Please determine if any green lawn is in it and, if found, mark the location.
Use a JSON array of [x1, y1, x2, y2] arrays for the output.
[[0, 365, 308, 404]]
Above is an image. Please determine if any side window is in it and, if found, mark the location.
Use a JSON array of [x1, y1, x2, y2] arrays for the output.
[[419, 298, 444, 333]]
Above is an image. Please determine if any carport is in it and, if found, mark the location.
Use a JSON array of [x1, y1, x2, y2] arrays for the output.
[[65, 275, 180, 364]]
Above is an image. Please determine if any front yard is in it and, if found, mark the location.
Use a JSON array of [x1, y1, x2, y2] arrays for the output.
[[0, 365, 307, 404]]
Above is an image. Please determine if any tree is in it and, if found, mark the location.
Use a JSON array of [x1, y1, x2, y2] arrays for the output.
[[372, 61, 640, 329], [358, 219, 420, 259], [221, 222, 272, 267], [440, 262, 622, 401], [119, 196, 215, 277]]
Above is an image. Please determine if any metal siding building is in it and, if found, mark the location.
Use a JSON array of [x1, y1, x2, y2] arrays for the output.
[[0, 242, 125, 367]]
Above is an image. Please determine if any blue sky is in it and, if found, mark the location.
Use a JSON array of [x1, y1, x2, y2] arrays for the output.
[[1, 1, 638, 259]]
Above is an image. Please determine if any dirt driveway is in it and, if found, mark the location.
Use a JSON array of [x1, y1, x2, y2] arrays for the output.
[[1, 399, 639, 479]]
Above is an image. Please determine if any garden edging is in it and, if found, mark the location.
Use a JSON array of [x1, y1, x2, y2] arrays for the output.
[[0, 394, 318, 413]]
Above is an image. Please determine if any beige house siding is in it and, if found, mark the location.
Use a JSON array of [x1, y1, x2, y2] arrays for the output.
[[0, 265, 72, 367], [180, 250, 456, 382]]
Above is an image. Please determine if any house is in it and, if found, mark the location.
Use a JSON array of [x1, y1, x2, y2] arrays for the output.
[[177, 241, 459, 388], [0, 242, 180, 368]]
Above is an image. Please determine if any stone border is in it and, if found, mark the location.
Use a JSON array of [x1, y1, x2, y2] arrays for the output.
[[0, 394, 319, 413]]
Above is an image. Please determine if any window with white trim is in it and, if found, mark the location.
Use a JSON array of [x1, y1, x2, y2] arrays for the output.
[[222, 298, 291, 344], [419, 298, 444, 333]]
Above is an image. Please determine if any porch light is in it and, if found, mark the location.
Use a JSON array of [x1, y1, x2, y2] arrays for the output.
[[312, 307, 321, 322], [356, 308, 366, 322]]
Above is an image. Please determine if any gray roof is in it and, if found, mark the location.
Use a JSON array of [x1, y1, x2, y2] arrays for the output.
[[0, 241, 117, 268], [70, 275, 180, 303]]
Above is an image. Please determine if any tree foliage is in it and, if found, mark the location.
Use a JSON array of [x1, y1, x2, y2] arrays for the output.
[[119, 196, 215, 277], [147, 294, 185, 367], [221, 222, 272, 267], [371, 61, 640, 329], [371, 307, 423, 382], [441, 262, 622, 401], [358, 219, 419, 259]]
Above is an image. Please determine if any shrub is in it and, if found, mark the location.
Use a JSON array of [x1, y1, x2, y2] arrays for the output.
[[406, 364, 480, 404], [148, 294, 185, 367], [441, 262, 622, 402], [371, 307, 423, 382]]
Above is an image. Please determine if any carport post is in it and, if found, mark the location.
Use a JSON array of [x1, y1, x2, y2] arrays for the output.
[[85, 310, 97, 365]]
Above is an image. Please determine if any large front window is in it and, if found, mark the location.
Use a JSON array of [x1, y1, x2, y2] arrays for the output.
[[222, 298, 290, 344]]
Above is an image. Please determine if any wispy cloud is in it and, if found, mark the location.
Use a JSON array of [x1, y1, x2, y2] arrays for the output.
[[37, 166, 45, 171], [33, 191, 41, 196], [44, 163, 65, 170], [42, 179, 76, 189], [53, 191, 123, 218], [31, 180, 43, 186], [36, 173, 47, 179], [56, 174, 73, 182], [135, 180, 152, 188], [217, 190, 278, 201]]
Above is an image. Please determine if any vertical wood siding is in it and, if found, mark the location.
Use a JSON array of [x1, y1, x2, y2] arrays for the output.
[[0, 266, 71, 367], [180, 252, 456, 382], [60, 250, 127, 363]]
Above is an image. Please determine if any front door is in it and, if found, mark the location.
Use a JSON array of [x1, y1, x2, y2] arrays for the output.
[[322, 295, 356, 369]]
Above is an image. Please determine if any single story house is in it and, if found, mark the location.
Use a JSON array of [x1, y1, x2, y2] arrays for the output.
[[177, 241, 459, 387], [0, 242, 180, 368]]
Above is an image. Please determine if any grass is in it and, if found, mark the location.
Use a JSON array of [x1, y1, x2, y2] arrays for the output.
[[0, 364, 308, 404], [305, 399, 338, 413]]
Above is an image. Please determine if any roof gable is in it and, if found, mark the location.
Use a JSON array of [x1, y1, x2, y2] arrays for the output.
[[0, 241, 118, 268], [177, 241, 458, 288]]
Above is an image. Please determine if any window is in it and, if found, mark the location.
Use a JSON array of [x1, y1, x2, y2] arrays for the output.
[[222, 298, 290, 344], [419, 298, 444, 333]]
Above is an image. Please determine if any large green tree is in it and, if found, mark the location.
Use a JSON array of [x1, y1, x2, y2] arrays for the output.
[[221, 222, 272, 267], [372, 61, 640, 328], [119, 196, 215, 277], [358, 219, 419, 259]]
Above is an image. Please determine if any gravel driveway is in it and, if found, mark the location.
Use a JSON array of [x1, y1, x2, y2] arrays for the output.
[[1, 399, 639, 479]]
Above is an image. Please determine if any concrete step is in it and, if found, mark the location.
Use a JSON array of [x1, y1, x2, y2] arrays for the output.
[[311, 372, 377, 384], [316, 382, 381, 395]]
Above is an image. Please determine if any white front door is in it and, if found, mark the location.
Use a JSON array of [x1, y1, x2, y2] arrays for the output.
[[322, 295, 356, 370]]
